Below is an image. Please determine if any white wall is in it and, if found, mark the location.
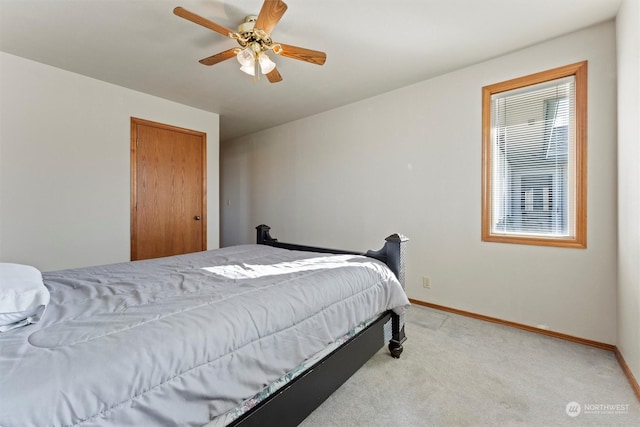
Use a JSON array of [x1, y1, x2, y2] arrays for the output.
[[616, 0, 640, 386], [221, 21, 618, 344], [0, 52, 220, 271]]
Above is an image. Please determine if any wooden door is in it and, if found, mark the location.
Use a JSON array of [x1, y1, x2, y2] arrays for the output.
[[130, 118, 206, 260]]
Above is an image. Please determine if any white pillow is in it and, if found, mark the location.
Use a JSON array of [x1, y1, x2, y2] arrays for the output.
[[0, 263, 50, 332]]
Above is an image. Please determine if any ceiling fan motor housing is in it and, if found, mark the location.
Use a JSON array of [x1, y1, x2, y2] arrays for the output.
[[233, 15, 276, 54], [237, 15, 257, 33]]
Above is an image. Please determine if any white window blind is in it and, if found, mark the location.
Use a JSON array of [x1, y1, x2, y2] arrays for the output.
[[490, 76, 576, 238]]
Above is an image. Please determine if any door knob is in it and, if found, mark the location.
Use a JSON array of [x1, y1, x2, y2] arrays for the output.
[[194, 216, 201, 220]]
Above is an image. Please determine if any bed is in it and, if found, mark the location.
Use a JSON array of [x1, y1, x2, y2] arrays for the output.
[[0, 225, 409, 426]]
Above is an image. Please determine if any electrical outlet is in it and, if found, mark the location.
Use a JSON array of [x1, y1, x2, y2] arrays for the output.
[[422, 276, 431, 289]]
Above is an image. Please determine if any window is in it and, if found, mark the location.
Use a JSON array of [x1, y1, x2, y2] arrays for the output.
[[482, 62, 587, 248]]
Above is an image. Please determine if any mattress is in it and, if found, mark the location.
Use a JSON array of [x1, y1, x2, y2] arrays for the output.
[[0, 244, 409, 427]]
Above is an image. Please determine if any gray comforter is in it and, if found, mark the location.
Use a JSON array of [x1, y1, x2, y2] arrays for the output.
[[0, 244, 409, 427]]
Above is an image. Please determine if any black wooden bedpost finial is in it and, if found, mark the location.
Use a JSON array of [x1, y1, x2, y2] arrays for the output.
[[364, 233, 408, 287], [256, 224, 277, 245], [383, 233, 409, 290]]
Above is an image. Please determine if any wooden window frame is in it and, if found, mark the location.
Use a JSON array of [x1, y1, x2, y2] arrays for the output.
[[481, 61, 587, 248]]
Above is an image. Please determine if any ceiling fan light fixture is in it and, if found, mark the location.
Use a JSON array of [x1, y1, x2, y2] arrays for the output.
[[236, 47, 255, 67], [239, 63, 256, 76], [258, 52, 276, 74]]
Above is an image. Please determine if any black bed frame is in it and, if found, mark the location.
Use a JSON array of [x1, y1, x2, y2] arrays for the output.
[[229, 225, 408, 427]]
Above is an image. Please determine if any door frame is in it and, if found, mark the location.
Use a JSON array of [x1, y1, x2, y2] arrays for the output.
[[130, 117, 207, 260]]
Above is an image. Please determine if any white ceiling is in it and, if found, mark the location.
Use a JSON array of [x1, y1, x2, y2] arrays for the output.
[[0, 0, 622, 141]]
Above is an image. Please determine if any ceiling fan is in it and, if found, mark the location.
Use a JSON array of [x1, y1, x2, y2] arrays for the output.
[[174, 0, 326, 83]]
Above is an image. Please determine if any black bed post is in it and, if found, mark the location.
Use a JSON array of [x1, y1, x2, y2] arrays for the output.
[[374, 234, 408, 359], [256, 224, 277, 245]]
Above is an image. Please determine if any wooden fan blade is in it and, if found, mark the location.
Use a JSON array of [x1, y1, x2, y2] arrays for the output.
[[199, 48, 237, 66], [173, 7, 235, 38], [265, 67, 283, 83], [255, 0, 288, 35], [277, 43, 326, 65]]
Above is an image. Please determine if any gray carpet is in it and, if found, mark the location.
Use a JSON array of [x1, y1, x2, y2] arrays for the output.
[[300, 305, 640, 426]]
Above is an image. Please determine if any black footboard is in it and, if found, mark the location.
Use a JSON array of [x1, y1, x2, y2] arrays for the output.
[[225, 225, 411, 426], [256, 224, 407, 357]]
